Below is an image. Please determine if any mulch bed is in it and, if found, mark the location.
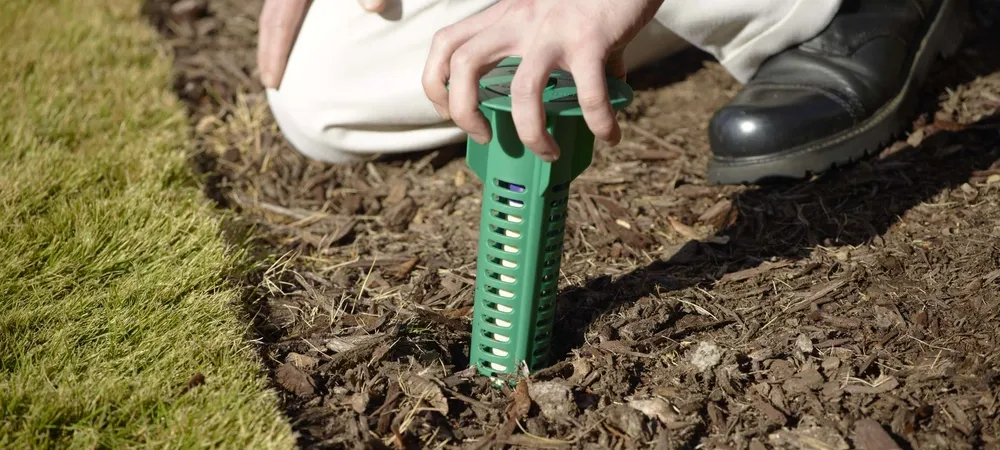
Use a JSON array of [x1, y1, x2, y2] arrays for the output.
[[145, 1, 1000, 448]]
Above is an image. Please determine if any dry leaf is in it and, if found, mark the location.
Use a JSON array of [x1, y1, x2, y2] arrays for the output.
[[568, 358, 592, 384], [507, 381, 532, 421]]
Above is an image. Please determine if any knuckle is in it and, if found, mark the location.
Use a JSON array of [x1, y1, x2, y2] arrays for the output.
[[510, 78, 540, 101], [562, 22, 598, 48], [506, 0, 538, 21], [450, 48, 477, 72], [577, 93, 608, 111], [421, 70, 446, 100], [431, 27, 455, 49]]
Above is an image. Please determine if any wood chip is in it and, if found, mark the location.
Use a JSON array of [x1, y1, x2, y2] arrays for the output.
[[719, 261, 792, 283], [814, 338, 852, 349], [326, 334, 385, 353], [286, 352, 319, 370], [820, 313, 862, 330], [628, 398, 677, 424], [275, 363, 317, 398], [667, 216, 701, 240], [400, 375, 448, 414], [627, 124, 685, 154], [635, 149, 678, 161], [384, 181, 407, 205], [945, 399, 973, 435], [697, 199, 734, 227], [384, 197, 418, 232], [316, 327, 398, 373], [393, 256, 419, 279], [787, 280, 848, 313], [843, 376, 899, 395], [852, 419, 902, 450], [169, 0, 207, 24], [984, 268, 1000, 285], [754, 398, 787, 425]]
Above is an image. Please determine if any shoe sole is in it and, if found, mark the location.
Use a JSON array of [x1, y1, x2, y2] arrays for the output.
[[707, 0, 968, 185]]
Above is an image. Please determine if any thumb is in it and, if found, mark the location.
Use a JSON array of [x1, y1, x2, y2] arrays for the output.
[[358, 0, 387, 13], [258, 0, 310, 89]]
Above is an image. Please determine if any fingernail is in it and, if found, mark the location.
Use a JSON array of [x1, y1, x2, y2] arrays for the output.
[[361, 0, 385, 12], [261, 71, 276, 89], [472, 133, 491, 145]]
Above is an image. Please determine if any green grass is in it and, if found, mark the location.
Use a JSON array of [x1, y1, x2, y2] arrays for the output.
[[0, 0, 296, 448]]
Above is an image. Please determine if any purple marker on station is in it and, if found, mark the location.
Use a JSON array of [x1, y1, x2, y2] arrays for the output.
[[509, 183, 525, 208]]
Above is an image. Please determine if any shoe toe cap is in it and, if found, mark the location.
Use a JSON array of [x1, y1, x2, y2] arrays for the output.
[[709, 85, 859, 159]]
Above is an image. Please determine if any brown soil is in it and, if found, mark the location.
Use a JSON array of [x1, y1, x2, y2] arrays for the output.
[[145, 1, 1000, 448]]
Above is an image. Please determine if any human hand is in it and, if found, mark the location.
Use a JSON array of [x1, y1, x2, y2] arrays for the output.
[[257, 0, 387, 89], [422, 0, 662, 162]]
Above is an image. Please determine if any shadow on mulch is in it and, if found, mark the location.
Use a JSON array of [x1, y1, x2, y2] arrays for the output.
[[553, 109, 1000, 359], [552, 27, 1000, 356]]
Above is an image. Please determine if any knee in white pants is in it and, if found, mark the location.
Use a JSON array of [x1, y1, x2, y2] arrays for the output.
[[262, 0, 494, 164], [266, 88, 367, 165], [265, 0, 837, 163]]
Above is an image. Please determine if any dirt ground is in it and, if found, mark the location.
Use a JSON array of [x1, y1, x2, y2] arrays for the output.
[[145, 1, 1000, 448]]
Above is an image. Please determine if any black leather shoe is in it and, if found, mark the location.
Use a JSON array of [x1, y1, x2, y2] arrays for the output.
[[707, 0, 967, 185]]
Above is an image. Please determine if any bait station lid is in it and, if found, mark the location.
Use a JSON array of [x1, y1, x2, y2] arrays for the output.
[[476, 57, 634, 116]]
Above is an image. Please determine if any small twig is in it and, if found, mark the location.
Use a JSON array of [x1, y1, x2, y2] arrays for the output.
[[625, 124, 686, 154], [351, 258, 378, 315]]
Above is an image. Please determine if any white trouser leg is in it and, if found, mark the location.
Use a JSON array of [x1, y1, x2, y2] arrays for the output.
[[267, 0, 841, 164], [655, 0, 842, 83]]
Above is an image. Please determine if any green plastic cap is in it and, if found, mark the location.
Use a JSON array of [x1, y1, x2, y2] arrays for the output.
[[466, 57, 633, 382], [476, 57, 634, 116]]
